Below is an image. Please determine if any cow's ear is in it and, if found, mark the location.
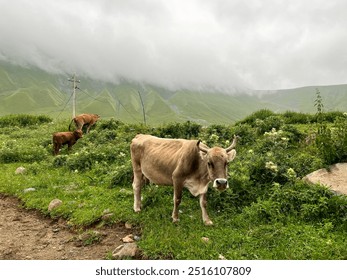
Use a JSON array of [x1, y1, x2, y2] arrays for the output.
[[227, 149, 236, 162]]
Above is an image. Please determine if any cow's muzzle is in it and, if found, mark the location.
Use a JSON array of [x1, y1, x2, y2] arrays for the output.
[[213, 178, 229, 191]]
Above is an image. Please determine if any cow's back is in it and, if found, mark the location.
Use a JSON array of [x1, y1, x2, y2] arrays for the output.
[[130, 134, 198, 185], [53, 132, 73, 143]]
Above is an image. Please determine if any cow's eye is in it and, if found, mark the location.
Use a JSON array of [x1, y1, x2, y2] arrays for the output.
[[208, 161, 214, 168]]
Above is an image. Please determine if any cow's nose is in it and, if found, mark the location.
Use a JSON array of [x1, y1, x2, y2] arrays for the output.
[[216, 178, 227, 185], [214, 178, 229, 191]]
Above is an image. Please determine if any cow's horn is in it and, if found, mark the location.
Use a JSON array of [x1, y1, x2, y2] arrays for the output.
[[197, 140, 209, 153], [225, 135, 239, 152]]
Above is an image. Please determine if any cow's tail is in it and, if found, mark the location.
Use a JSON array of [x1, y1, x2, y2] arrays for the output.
[[68, 118, 74, 131]]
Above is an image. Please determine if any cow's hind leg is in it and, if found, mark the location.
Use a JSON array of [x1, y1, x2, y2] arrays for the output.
[[132, 170, 145, 212], [200, 193, 213, 226], [86, 123, 92, 133], [172, 176, 184, 222], [53, 141, 61, 156]]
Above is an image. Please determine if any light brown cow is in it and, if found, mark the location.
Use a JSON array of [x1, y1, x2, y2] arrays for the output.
[[69, 113, 100, 133], [130, 134, 238, 225], [52, 129, 83, 155]]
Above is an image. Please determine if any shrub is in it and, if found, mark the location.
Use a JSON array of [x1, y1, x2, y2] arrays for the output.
[[0, 114, 52, 127], [156, 121, 201, 139], [282, 111, 313, 124], [97, 118, 124, 130], [243, 181, 347, 228], [0, 140, 49, 163], [236, 109, 276, 125], [315, 115, 347, 165], [109, 161, 133, 187]]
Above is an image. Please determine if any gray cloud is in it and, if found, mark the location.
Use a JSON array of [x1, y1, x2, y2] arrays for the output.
[[1, 0, 347, 91]]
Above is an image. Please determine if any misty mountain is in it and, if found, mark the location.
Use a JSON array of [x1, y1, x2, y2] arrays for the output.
[[1, 61, 347, 125]]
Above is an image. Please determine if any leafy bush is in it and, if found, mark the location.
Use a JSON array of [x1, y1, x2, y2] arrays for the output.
[[156, 121, 201, 139], [282, 111, 313, 124], [244, 182, 347, 229], [97, 118, 124, 130], [0, 140, 49, 163], [0, 114, 52, 127], [236, 109, 276, 125], [316, 115, 347, 165], [109, 161, 133, 187]]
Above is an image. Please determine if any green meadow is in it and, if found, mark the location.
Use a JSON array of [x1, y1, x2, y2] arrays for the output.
[[0, 109, 346, 259]]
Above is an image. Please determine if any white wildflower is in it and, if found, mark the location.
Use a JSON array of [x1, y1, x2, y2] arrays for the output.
[[286, 168, 296, 179], [265, 161, 278, 172]]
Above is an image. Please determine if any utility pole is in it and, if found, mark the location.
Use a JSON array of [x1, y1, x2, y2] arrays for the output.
[[137, 90, 146, 125], [68, 73, 80, 118]]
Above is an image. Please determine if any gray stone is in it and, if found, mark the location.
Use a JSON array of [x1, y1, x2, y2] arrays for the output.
[[23, 188, 36, 193], [48, 199, 62, 211], [112, 243, 138, 259], [303, 163, 347, 195], [15, 167, 26, 175]]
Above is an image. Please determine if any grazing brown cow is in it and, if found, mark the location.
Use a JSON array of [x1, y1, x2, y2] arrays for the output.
[[52, 129, 83, 155], [69, 113, 100, 133], [130, 134, 238, 225]]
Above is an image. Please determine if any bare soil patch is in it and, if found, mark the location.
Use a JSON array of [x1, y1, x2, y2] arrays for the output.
[[0, 194, 137, 260]]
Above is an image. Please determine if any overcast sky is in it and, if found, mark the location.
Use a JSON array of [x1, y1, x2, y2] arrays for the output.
[[1, 0, 347, 91]]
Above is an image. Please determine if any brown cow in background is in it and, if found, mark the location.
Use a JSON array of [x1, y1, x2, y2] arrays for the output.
[[69, 113, 100, 134], [52, 129, 83, 155]]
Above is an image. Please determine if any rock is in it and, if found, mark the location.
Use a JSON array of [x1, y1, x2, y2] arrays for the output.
[[201, 237, 210, 243], [125, 222, 132, 229], [112, 243, 138, 259], [48, 199, 62, 211], [23, 188, 36, 193], [122, 234, 134, 243], [133, 235, 141, 241], [15, 167, 26, 175], [218, 254, 226, 260], [303, 163, 347, 195], [101, 213, 114, 221]]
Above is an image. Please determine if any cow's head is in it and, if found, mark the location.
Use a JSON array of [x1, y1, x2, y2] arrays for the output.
[[74, 129, 83, 139], [198, 135, 238, 191]]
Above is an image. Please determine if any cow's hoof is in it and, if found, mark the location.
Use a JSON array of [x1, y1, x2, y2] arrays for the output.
[[172, 218, 180, 223], [134, 207, 141, 213], [204, 220, 213, 226]]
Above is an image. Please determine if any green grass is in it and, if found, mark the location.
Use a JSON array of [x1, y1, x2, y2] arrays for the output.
[[0, 113, 347, 259]]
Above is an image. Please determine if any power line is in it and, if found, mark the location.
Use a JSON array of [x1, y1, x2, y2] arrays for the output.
[[76, 87, 140, 123], [137, 90, 147, 125], [55, 91, 73, 120]]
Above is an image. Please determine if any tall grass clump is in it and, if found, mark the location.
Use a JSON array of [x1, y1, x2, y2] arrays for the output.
[[0, 114, 52, 127], [314, 89, 347, 165]]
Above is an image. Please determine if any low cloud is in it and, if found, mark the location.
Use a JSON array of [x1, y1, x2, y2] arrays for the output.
[[1, 0, 347, 91]]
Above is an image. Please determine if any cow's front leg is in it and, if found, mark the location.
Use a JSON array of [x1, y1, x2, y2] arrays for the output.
[[199, 193, 213, 226], [172, 184, 183, 223], [132, 173, 144, 212]]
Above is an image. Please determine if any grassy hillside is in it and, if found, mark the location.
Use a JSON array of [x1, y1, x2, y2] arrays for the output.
[[1, 61, 347, 125], [259, 85, 347, 113]]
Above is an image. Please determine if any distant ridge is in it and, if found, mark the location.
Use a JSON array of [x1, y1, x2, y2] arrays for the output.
[[1, 61, 347, 125]]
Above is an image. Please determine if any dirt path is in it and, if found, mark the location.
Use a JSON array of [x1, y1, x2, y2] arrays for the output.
[[0, 194, 136, 260]]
